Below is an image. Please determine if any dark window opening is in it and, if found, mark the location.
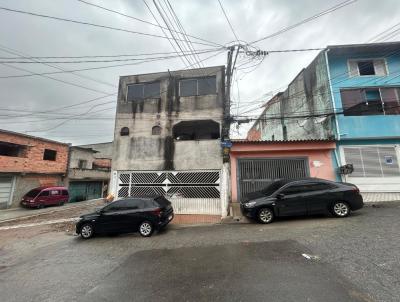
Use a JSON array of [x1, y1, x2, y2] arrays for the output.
[[179, 76, 216, 97], [340, 88, 399, 116], [120, 127, 129, 136], [127, 82, 160, 101], [0, 141, 27, 157], [43, 149, 57, 161], [173, 120, 220, 140], [78, 160, 87, 169], [152, 125, 162, 135], [358, 61, 375, 76]]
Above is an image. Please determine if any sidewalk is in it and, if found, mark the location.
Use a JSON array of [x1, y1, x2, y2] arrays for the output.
[[0, 198, 106, 223]]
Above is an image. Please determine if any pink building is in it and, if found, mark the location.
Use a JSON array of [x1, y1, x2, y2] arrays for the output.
[[230, 140, 336, 203]]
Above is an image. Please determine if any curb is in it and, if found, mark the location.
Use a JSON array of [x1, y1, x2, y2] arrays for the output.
[[0, 199, 104, 224]]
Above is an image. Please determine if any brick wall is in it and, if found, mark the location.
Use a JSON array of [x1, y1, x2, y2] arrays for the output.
[[93, 158, 111, 169], [0, 132, 69, 174]]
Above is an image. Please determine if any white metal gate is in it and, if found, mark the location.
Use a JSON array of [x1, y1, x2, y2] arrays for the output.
[[117, 170, 221, 215]]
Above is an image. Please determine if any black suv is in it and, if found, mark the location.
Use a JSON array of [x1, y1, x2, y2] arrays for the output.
[[76, 196, 174, 239]]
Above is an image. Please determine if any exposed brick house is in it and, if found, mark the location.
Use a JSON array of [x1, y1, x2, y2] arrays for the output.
[[0, 129, 69, 208]]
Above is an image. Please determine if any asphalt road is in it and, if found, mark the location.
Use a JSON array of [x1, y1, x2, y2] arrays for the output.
[[1, 203, 399, 302]]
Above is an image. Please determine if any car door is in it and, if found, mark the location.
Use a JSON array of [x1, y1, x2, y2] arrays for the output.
[[305, 182, 337, 215], [49, 189, 61, 205], [275, 183, 308, 216], [96, 200, 129, 233], [36, 190, 50, 205], [118, 199, 143, 232]]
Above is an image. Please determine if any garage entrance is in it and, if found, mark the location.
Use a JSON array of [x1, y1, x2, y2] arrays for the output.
[[68, 181, 103, 202], [237, 158, 309, 200], [0, 176, 14, 209]]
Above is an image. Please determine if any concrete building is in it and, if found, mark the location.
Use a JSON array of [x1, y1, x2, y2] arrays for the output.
[[0, 129, 69, 208], [67, 146, 110, 202], [248, 41, 400, 202], [110, 66, 229, 222]]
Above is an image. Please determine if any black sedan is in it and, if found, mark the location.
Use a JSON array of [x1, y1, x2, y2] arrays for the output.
[[240, 178, 363, 224], [76, 196, 174, 239]]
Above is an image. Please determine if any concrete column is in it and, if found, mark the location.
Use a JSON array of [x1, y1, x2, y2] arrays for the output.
[[220, 162, 231, 217]]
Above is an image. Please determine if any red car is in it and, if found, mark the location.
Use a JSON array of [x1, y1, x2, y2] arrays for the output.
[[21, 186, 69, 209]]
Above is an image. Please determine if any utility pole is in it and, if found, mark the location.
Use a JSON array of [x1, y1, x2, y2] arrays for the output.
[[223, 45, 235, 140]]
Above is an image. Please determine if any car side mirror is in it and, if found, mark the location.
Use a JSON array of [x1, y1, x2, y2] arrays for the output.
[[276, 193, 285, 199]]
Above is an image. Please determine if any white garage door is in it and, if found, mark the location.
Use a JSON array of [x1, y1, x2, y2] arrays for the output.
[[0, 176, 14, 208]]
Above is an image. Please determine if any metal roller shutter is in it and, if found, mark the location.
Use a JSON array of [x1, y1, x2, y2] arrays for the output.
[[0, 176, 14, 208]]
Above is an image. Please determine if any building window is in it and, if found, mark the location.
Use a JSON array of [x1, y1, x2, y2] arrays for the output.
[[43, 149, 57, 161], [152, 125, 161, 135], [78, 159, 87, 169], [0, 141, 27, 157], [179, 76, 216, 97], [343, 146, 400, 177], [340, 87, 400, 116], [348, 59, 387, 77], [173, 120, 220, 140], [120, 127, 129, 136], [126, 82, 160, 101]]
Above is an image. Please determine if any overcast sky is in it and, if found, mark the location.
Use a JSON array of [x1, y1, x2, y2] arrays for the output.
[[0, 0, 399, 145]]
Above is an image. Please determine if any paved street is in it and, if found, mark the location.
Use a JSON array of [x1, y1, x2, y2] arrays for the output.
[[0, 203, 399, 302]]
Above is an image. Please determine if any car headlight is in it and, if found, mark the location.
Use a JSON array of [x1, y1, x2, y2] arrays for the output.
[[244, 201, 256, 208]]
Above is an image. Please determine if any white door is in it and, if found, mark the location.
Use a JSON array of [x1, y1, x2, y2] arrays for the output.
[[0, 176, 14, 208]]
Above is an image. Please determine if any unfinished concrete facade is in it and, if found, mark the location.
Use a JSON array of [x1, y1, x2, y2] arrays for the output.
[[110, 66, 229, 219], [250, 52, 335, 141]]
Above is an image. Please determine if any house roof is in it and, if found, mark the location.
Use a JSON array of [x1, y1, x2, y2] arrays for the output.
[[0, 129, 69, 146], [327, 41, 400, 55], [71, 146, 99, 153]]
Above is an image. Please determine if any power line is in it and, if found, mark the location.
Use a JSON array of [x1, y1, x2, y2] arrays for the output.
[[142, 0, 190, 68], [164, 0, 203, 67], [217, 0, 240, 43], [75, 0, 222, 47], [0, 44, 116, 89], [0, 6, 220, 48], [0, 48, 220, 64], [249, 0, 358, 45], [0, 49, 223, 79], [0, 62, 115, 94], [152, 0, 197, 67]]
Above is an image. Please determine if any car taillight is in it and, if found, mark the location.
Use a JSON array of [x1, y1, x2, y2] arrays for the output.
[[152, 208, 162, 217]]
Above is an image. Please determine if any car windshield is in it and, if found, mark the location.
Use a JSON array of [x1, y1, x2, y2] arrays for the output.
[[25, 189, 41, 198], [261, 180, 290, 195]]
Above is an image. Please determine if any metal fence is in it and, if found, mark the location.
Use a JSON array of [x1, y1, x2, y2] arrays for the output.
[[117, 170, 221, 215], [237, 158, 308, 200]]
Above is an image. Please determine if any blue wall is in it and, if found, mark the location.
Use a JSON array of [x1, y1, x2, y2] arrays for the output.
[[327, 51, 400, 140]]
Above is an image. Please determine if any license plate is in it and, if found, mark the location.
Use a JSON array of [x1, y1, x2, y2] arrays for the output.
[[168, 215, 173, 221]]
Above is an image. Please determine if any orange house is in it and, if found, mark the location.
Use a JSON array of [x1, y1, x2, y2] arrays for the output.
[[230, 140, 337, 203]]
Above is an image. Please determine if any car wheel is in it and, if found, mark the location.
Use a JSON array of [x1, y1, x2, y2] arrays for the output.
[[139, 221, 154, 237], [37, 204, 44, 209], [80, 223, 94, 239], [58, 201, 65, 206], [332, 201, 350, 218], [257, 208, 274, 224]]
